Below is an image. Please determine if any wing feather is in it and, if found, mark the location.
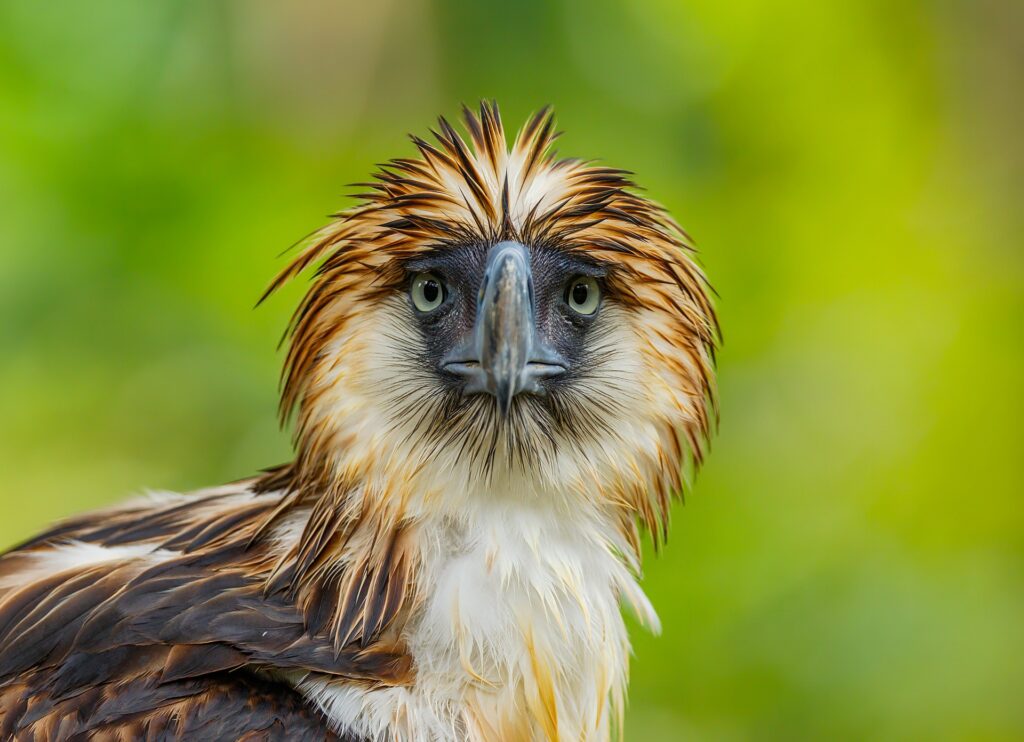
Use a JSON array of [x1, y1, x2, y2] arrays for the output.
[[0, 483, 414, 740]]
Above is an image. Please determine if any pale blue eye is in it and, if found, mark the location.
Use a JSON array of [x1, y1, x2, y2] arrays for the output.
[[566, 276, 600, 315], [411, 272, 445, 312]]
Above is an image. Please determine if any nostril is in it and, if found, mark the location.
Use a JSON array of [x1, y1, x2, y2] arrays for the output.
[[518, 361, 567, 396], [441, 360, 489, 398], [524, 362, 566, 378], [441, 360, 481, 375]]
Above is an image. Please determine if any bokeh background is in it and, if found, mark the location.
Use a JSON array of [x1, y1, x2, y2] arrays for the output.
[[1, 1, 1021, 739]]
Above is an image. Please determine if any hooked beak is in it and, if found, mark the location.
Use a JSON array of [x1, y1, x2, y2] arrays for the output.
[[443, 241, 566, 413]]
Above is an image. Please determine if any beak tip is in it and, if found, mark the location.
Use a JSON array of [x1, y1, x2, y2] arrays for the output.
[[495, 382, 515, 416]]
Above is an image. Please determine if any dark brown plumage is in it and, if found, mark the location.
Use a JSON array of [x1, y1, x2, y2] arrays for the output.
[[1, 672, 344, 741], [0, 486, 394, 739]]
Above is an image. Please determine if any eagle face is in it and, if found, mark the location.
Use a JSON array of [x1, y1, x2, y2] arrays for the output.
[[408, 239, 601, 414], [376, 237, 635, 473], [271, 102, 717, 532]]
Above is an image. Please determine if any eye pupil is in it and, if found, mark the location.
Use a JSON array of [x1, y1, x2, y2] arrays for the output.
[[572, 282, 589, 306], [423, 280, 439, 303]]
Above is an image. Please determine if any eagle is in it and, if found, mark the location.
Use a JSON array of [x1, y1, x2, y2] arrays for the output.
[[0, 102, 717, 741]]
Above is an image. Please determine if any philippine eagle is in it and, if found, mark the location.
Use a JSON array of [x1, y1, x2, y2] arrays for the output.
[[0, 103, 717, 741]]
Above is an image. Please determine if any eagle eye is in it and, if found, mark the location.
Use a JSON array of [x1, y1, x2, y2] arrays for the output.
[[565, 276, 600, 316], [411, 272, 446, 313]]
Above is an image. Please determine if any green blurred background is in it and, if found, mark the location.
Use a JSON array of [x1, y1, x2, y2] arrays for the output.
[[1, 1, 1021, 739]]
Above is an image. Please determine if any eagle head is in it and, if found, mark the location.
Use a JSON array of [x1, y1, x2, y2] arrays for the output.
[[264, 102, 717, 543]]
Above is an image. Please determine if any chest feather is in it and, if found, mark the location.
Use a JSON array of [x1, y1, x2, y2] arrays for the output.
[[302, 502, 648, 742]]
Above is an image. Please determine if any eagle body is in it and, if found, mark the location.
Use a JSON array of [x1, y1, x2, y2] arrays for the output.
[[0, 104, 717, 741]]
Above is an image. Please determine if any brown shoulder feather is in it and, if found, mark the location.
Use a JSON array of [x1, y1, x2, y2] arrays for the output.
[[0, 485, 413, 740]]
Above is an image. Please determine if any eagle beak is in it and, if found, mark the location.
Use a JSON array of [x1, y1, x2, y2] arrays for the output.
[[443, 241, 566, 414]]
